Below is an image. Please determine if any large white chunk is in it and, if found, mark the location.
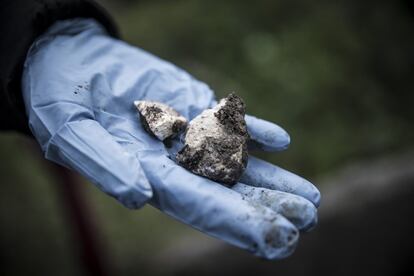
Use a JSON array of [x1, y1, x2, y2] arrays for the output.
[[176, 93, 249, 185]]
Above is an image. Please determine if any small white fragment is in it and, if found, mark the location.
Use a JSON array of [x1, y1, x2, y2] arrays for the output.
[[134, 101, 187, 141]]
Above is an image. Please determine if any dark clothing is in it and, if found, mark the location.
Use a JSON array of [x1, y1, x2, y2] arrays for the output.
[[0, 0, 118, 135]]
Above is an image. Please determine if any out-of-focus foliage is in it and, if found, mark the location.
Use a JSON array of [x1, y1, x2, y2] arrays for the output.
[[105, 0, 414, 178], [1, 0, 413, 275]]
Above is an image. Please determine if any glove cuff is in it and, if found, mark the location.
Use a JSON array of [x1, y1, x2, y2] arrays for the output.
[[0, 0, 119, 135]]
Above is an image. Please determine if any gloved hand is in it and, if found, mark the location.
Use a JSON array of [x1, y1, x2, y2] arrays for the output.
[[22, 18, 320, 259]]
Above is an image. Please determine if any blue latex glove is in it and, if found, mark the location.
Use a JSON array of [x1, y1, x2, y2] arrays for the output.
[[22, 19, 320, 260]]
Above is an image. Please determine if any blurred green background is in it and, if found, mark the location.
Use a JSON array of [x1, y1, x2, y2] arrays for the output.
[[1, 0, 413, 275]]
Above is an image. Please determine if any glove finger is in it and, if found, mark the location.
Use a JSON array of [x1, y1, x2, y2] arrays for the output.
[[138, 150, 299, 260], [233, 183, 318, 232], [245, 115, 290, 152], [46, 119, 153, 209], [241, 156, 321, 207]]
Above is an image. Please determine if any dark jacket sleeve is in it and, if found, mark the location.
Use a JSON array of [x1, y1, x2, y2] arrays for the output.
[[0, 0, 119, 135]]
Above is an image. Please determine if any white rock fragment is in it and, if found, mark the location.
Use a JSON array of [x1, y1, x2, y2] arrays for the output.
[[134, 101, 187, 141], [176, 93, 249, 185]]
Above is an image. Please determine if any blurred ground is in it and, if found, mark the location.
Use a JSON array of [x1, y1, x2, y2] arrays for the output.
[[151, 149, 414, 276], [1, 0, 413, 275]]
